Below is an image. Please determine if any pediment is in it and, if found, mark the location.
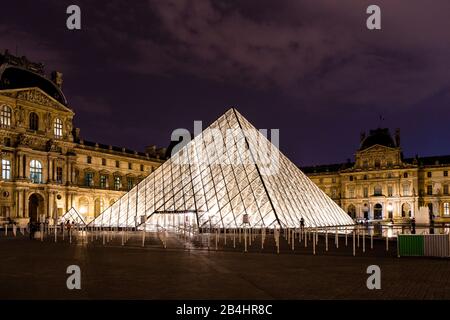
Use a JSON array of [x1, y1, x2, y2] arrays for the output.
[[359, 144, 397, 154], [0, 87, 73, 114]]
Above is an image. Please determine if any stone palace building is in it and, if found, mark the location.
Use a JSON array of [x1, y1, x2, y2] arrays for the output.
[[303, 128, 450, 223], [0, 50, 165, 226]]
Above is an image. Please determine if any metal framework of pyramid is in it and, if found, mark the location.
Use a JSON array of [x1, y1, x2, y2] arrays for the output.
[[90, 108, 354, 229], [58, 207, 86, 226]]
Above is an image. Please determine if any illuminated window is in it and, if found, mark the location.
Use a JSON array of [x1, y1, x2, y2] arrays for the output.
[[114, 176, 121, 190], [85, 172, 94, 187], [0, 105, 12, 128], [30, 160, 43, 183], [2, 159, 11, 180], [29, 112, 39, 131], [53, 118, 63, 138], [444, 203, 450, 216], [403, 184, 410, 196], [100, 175, 108, 189]]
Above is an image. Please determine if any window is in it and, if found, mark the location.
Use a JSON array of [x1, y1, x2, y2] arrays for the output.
[[114, 176, 121, 190], [127, 177, 134, 191], [56, 167, 63, 184], [1, 159, 11, 180], [374, 186, 382, 196], [319, 178, 323, 184], [102, 158, 106, 166], [444, 171, 448, 177], [100, 175, 108, 189], [403, 184, 410, 196], [444, 203, 450, 216], [387, 173, 392, 179], [29, 112, 39, 131], [403, 172, 408, 178], [427, 172, 432, 178], [53, 118, 63, 138], [140, 164, 144, 171], [87, 156, 92, 164], [387, 160, 393, 167], [375, 159, 381, 168], [363, 187, 369, 198], [427, 185, 433, 195], [349, 176, 353, 182], [332, 177, 336, 183], [115, 160, 120, 168], [0, 105, 12, 128], [85, 172, 94, 187], [128, 162, 132, 170], [362, 160, 368, 168], [363, 175, 368, 180], [348, 188, 354, 198], [30, 160, 43, 183], [388, 186, 393, 197], [444, 185, 449, 195]]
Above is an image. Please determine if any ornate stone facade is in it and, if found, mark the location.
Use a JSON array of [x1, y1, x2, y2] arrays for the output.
[[0, 52, 165, 226], [303, 128, 450, 223]]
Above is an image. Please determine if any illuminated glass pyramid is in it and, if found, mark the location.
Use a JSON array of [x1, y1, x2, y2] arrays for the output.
[[58, 207, 86, 226], [90, 108, 354, 229]]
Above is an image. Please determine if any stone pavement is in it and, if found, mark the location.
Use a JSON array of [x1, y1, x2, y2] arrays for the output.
[[0, 232, 449, 299]]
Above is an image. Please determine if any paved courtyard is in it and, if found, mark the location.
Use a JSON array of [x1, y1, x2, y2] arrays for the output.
[[0, 231, 449, 300]]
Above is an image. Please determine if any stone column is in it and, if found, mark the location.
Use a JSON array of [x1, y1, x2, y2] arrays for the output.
[[48, 157, 53, 182], [17, 154, 22, 178], [17, 190, 23, 217], [48, 192, 54, 219]]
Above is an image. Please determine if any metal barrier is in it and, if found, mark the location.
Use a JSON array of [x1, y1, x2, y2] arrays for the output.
[[398, 234, 450, 257]]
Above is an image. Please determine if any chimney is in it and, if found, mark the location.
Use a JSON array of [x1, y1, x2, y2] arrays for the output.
[[395, 128, 400, 147]]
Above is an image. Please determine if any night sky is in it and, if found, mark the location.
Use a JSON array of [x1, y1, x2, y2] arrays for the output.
[[1, 0, 450, 166]]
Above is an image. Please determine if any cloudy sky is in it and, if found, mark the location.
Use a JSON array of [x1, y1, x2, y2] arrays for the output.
[[1, 0, 450, 166]]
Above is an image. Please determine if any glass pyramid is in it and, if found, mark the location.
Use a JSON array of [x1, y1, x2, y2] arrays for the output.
[[58, 207, 86, 226], [90, 108, 354, 229]]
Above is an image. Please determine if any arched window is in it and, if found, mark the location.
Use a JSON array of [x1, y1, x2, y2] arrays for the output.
[[29, 112, 39, 131], [0, 105, 12, 128], [53, 118, 63, 138], [30, 160, 43, 183]]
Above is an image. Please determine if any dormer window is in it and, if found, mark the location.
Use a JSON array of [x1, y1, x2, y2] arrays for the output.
[[54, 118, 63, 138], [374, 159, 381, 168], [0, 105, 12, 128], [29, 112, 39, 131]]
